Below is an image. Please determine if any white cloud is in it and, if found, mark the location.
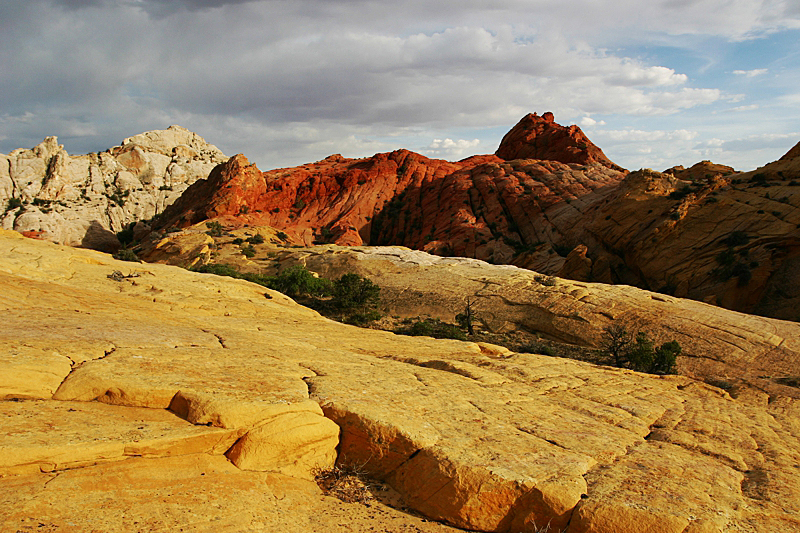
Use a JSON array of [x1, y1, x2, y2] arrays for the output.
[[729, 104, 760, 112], [424, 138, 482, 159], [0, 0, 797, 174], [733, 68, 768, 77], [600, 129, 699, 142]]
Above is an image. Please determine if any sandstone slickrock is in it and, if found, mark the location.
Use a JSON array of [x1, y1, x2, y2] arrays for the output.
[[2, 230, 800, 532], [0, 126, 227, 251], [495, 112, 624, 172], [272, 245, 800, 399]]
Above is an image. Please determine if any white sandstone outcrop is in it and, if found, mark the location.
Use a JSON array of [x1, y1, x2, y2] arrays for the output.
[[0, 125, 227, 251]]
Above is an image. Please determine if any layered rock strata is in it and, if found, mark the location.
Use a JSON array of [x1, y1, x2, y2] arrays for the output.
[[2, 230, 799, 532]]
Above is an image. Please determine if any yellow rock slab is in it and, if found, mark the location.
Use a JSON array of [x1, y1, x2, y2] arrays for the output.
[[1, 230, 800, 532]]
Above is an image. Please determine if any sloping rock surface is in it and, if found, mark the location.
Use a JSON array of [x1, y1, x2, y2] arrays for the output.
[[272, 245, 800, 399], [0, 126, 227, 251], [2, 230, 799, 532]]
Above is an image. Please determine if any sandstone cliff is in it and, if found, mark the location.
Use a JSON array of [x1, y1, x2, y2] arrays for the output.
[[2, 230, 799, 532], [0, 125, 227, 251]]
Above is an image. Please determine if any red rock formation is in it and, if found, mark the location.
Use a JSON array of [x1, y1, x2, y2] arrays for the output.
[[154, 114, 625, 265], [149, 113, 800, 320], [495, 112, 625, 171]]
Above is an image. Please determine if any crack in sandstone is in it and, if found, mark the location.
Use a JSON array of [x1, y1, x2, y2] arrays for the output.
[[201, 330, 228, 349]]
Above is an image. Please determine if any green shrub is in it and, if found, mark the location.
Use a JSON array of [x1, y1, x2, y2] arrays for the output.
[[241, 244, 256, 258], [602, 325, 678, 375], [247, 234, 265, 244], [268, 265, 332, 298], [113, 248, 140, 262], [397, 318, 467, 341], [276, 231, 289, 241], [194, 263, 241, 278], [5, 197, 23, 212], [206, 221, 224, 237], [116, 222, 136, 247], [722, 231, 750, 247], [232, 238, 244, 245], [331, 273, 380, 311], [519, 342, 555, 356]]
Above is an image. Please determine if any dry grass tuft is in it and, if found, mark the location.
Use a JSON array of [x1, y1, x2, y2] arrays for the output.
[[314, 463, 378, 504]]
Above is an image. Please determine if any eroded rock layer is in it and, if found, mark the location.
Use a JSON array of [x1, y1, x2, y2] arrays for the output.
[[2, 230, 799, 532]]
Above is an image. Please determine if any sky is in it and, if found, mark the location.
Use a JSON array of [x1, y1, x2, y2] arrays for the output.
[[1, 1, 799, 173]]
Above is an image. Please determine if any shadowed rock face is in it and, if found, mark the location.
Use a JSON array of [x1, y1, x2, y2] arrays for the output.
[[2, 230, 800, 533]]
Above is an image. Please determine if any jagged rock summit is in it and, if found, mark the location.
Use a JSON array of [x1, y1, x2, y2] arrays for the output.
[[496, 112, 625, 171], [0, 125, 227, 251], [2, 230, 799, 532]]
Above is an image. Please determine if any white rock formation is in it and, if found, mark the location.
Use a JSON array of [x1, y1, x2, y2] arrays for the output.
[[0, 125, 227, 251]]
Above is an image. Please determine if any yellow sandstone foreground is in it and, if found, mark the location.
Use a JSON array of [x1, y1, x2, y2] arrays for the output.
[[1, 229, 799, 532]]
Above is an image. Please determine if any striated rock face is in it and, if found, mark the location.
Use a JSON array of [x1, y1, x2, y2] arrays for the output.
[[780, 140, 800, 161], [153, 113, 626, 267], [2, 230, 800, 532], [495, 112, 625, 172], [0, 125, 227, 251], [510, 163, 800, 320]]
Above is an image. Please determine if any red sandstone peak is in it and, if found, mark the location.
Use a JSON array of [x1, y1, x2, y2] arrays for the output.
[[779, 140, 800, 161], [495, 112, 624, 171]]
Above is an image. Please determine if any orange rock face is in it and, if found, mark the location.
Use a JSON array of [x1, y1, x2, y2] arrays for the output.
[[153, 114, 626, 266], [496, 112, 625, 171]]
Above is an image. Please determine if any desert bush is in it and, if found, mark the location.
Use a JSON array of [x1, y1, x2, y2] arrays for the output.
[[205, 221, 224, 237], [535, 275, 557, 286], [397, 318, 467, 341], [113, 248, 140, 262], [602, 325, 678, 374], [268, 265, 332, 298], [247, 234, 265, 244], [315, 464, 377, 504], [5, 197, 23, 212], [116, 222, 136, 247], [722, 231, 750, 247], [241, 244, 256, 258], [330, 273, 380, 311], [519, 342, 556, 356]]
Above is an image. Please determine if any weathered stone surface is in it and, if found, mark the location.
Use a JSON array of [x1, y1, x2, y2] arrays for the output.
[[496, 112, 624, 171], [0, 126, 227, 250], [277, 245, 800, 398], [1, 454, 464, 533], [2, 230, 800, 532]]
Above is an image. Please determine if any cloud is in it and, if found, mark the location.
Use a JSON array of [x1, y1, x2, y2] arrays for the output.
[[424, 138, 482, 159], [729, 104, 760, 112], [0, 0, 797, 173], [600, 129, 699, 142], [579, 117, 606, 126], [733, 68, 768, 77]]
